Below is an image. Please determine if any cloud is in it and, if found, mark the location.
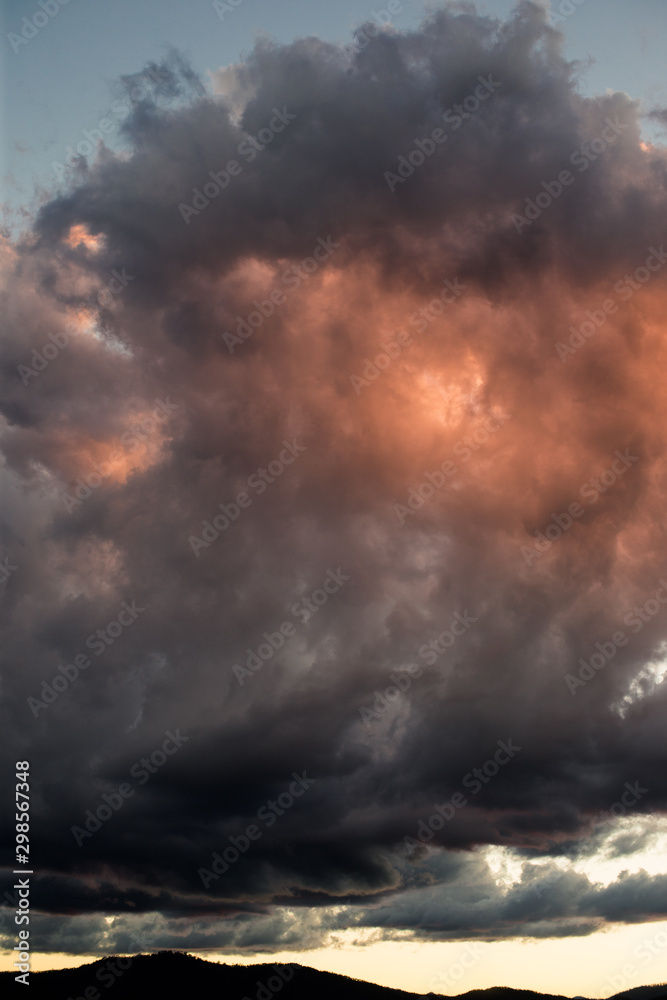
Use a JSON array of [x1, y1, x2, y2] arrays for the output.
[[1, 0, 667, 956]]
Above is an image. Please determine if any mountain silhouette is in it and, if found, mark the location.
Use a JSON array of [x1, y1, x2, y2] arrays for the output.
[[2, 951, 667, 1000]]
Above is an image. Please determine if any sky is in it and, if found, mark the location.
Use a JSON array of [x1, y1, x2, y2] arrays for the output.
[[2, 1, 667, 997]]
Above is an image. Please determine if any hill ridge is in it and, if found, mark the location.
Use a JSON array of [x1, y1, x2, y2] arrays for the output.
[[2, 950, 667, 1000]]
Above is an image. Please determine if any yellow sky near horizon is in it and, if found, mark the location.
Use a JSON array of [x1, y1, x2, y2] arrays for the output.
[[4, 822, 667, 996]]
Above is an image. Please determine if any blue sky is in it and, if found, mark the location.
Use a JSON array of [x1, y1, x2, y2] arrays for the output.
[[2, 0, 666, 225]]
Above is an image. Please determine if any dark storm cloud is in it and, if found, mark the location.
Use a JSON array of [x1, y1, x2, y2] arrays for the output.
[[2, 0, 667, 956]]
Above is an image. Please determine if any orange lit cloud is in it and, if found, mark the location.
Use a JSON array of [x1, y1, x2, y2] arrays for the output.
[[65, 225, 104, 252], [2, 4, 667, 963]]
